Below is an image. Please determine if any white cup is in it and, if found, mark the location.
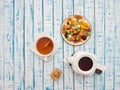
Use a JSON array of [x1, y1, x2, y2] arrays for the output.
[[30, 34, 57, 61], [76, 53, 104, 76], [64, 51, 106, 76]]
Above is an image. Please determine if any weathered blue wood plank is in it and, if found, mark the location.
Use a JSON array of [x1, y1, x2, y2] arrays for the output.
[[114, 0, 120, 89], [43, 0, 54, 90], [0, 0, 4, 90], [63, 0, 74, 90], [73, 0, 84, 90], [104, 0, 115, 89], [84, 0, 95, 90], [14, 0, 25, 90], [95, 0, 105, 90], [53, 0, 63, 90], [34, 0, 43, 90], [3, 0, 14, 90], [1, 0, 120, 90], [25, 0, 34, 90]]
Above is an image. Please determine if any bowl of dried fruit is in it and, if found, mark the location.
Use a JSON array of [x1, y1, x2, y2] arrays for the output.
[[61, 14, 92, 45]]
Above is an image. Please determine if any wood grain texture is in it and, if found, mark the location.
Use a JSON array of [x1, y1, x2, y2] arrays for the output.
[[25, 0, 34, 90], [84, 0, 95, 90], [0, 0, 120, 90], [114, 0, 120, 90], [73, 0, 84, 90], [63, 0, 74, 90], [95, 0, 105, 90], [0, 0, 4, 90], [43, 0, 54, 90], [53, 0, 63, 90], [34, 0, 43, 90], [3, 0, 14, 90], [14, 0, 25, 90], [105, 0, 115, 89]]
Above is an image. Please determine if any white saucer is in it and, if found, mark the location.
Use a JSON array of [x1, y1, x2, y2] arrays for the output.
[[30, 32, 60, 62]]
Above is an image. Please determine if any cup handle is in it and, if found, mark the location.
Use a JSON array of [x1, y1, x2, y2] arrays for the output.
[[95, 64, 106, 74]]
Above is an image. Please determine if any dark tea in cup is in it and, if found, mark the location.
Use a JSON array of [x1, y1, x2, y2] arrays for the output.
[[78, 57, 93, 71], [36, 37, 54, 55]]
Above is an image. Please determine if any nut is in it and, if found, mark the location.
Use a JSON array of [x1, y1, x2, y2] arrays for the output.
[[51, 68, 62, 81]]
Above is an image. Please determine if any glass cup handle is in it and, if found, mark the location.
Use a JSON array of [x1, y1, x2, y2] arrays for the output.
[[95, 64, 106, 74]]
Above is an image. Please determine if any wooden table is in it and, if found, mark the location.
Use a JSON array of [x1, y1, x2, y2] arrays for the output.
[[0, 0, 120, 90]]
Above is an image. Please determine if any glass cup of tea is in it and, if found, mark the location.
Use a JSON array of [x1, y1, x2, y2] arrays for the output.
[[30, 34, 57, 61]]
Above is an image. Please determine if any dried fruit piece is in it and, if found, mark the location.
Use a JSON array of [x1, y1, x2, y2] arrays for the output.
[[62, 24, 66, 34], [66, 30, 70, 34], [75, 37, 79, 41], [80, 20, 90, 28], [87, 32, 91, 36], [71, 36, 75, 41], [76, 29, 80, 33], [81, 35, 87, 40], [64, 33, 69, 38], [80, 24, 87, 30], [74, 14, 83, 20], [88, 27, 92, 32]]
